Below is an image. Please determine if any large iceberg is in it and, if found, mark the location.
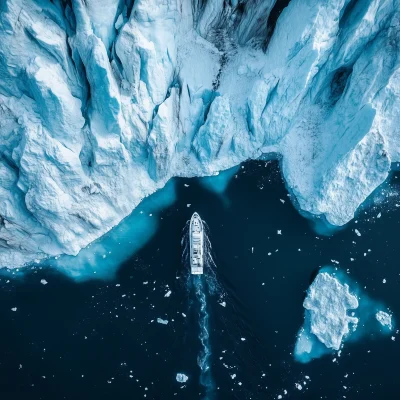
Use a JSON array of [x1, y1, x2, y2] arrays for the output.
[[295, 270, 396, 363], [295, 272, 359, 362], [1, 0, 400, 267]]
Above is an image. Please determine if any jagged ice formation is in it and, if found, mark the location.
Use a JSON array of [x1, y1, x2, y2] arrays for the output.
[[1, 0, 400, 267], [295, 272, 359, 363]]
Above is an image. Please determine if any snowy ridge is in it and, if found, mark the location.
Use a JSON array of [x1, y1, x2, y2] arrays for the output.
[[1, 0, 400, 267]]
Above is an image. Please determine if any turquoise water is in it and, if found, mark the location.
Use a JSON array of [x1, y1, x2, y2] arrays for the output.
[[1, 160, 400, 399]]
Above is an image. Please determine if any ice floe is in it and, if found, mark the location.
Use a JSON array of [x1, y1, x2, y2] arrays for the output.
[[376, 311, 393, 331], [175, 373, 188, 383], [295, 269, 396, 363]]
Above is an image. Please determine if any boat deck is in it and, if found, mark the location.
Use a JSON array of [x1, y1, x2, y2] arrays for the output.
[[190, 212, 204, 275]]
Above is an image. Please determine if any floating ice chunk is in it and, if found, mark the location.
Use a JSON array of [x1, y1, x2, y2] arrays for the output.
[[376, 311, 393, 330], [164, 290, 172, 297], [295, 272, 358, 363], [295, 383, 302, 390], [157, 318, 168, 325], [382, 278, 387, 283], [11, 307, 17, 312], [40, 279, 48, 285], [355, 229, 361, 237], [176, 373, 188, 383], [305, 273, 358, 350], [219, 301, 226, 307]]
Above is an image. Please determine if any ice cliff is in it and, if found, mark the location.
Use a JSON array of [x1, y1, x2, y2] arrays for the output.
[[1, 0, 400, 267]]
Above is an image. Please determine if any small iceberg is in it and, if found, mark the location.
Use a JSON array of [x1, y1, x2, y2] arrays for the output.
[[376, 311, 393, 330], [176, 373, 188, 383], [157, 318, 168, 325]]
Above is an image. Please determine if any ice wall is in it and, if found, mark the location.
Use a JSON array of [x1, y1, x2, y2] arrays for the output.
[[1, 0, 400, 268]]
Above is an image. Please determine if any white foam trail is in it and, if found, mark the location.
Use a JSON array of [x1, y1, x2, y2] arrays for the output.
[[194, 275, 215, 397], [181, 218, 219, 398]]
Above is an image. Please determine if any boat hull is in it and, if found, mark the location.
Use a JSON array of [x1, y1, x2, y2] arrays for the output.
[[189, 212, 204, 275]]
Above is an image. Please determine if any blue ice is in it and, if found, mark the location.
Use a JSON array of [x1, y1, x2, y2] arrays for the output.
[[46, 179, 177, 281], [295, 267, 395, 363]]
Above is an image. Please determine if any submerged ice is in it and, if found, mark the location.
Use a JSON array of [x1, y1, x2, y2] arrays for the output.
[[1, 0, 400, 267], [295, 270, 395, 363]]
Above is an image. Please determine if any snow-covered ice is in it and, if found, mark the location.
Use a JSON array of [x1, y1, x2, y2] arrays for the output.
[[295, 269, 396, 362], [376, 311, 393, 331], [295, 272, 358, 362], [304, 272, 358, 350], [157, 318, 168, 325], [0, 0, 400, 269], [175, 373, 188, 383]]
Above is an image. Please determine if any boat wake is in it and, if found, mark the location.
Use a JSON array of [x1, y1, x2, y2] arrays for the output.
[[194, 275, 215, 398], [181, 221, 223, 296], [181, 219, 222, 398]]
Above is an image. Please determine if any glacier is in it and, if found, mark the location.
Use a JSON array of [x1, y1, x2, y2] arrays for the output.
[[1, 0, 400, 268]]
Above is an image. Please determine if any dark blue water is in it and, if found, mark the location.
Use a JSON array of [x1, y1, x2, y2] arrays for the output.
[[1, 160, 400, 399]]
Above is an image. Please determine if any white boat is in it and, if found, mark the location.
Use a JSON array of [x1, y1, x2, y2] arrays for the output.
[[190, 212, 204, 274]]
